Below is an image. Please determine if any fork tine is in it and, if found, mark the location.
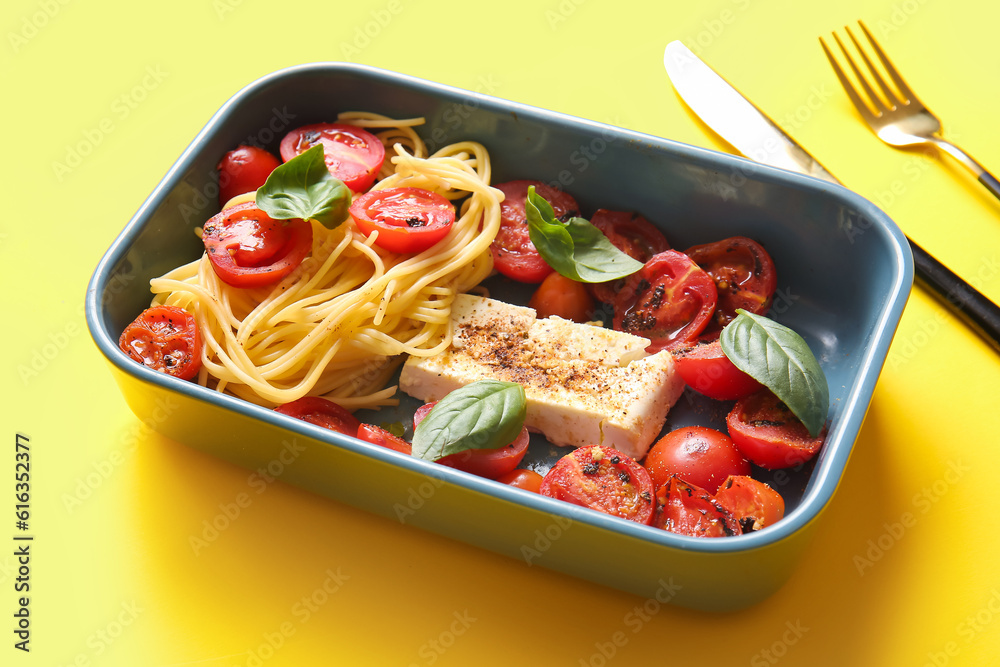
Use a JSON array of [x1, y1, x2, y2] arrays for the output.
[[832, 31, 890, 116], [819, 36, 878, 123], [845, 24, 903, 109], [857, 21, 920, 106]]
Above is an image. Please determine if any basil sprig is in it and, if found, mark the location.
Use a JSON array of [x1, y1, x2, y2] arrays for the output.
[[411, 381, 527, 462], [255, 144, 350, 228], [524, 187, 643, 283], [720, 310, 829, 437]]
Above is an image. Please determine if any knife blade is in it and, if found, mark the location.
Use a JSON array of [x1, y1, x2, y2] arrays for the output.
[[662, 40, 1000, 353]]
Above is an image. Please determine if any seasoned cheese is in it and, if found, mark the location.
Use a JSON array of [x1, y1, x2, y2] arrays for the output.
[[398, 294, 684, 460]]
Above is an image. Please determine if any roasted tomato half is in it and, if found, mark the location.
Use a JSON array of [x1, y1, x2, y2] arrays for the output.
[[672, 338, 762, 400], [490, 180, 580, 283], [356, 424, 413, 455], [413, 402, 530, 479], [726, 389, 826, 470], [119, 305, 202, 380], [496, 469, 544, 493], [588, 209, 670, 304], [274, 397, 361, 437], [612, 250, 717, 352], [685, 236, 777, 335], [201, 202, 312, 289], [652, 475, 741, 538], [714, 475, 785, 532], [540, 445, 656, 524], [280, 122, 385, 192], [349, 187, 456, 254]]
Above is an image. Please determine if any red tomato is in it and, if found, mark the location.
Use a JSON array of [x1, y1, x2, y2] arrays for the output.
[[652, 475, 742, 537], [202, 202, 312, 289], [279, 123, 385, 192], [528, 272, 595, 322], [591, 209, 670, 262], [726, 390, 826, 470], [588, 209, 670, 305], [349, 187, 456, 254], [643, 426, 750, 494], [274, 396, 360, 436], [539, 445, 656, 525], [612, 250, 717, 351], [413, 402, 530, 479], [714, 475, 785, 532], [672, 338, 762, 400], [216, 145, 281, 207], [685, 236, 777, 334], [490, 180, 580, 283], [356, 424, 412, 455], [496, 469, 544, 493], [119, 305, 202, 380]]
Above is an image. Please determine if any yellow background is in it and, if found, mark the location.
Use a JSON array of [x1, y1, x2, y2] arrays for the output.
[[5, 0, 1000, 664]]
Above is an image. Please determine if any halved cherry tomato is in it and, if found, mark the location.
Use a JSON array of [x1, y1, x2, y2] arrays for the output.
[[356, 424, 412, 455], [726, 389, 826, 470], [413, 402, 530, 479], [202, 202, 312, 289], [588, 210, 670, 305], [591, 209, 670, 262], [528, 272, 595, 323], [490, 180, 580, 283], [612, 250, 717, 352], [216, 145, 281, 207], [119, 305, 202, 380], [496, 469, 544, 493], [714, 475, 785, 532], [685, 236, 777, 335], [540, 445, 655, 525], [349, 187, 456, 254], [672, 338, 762, 400], [274, 396, 361, 437], [652, 475, 741, 538], [643, 426, 750, 494], [279, 123, 385, 192]]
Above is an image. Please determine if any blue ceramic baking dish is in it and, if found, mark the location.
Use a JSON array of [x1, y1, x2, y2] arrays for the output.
[[86, 63, 912, 612]]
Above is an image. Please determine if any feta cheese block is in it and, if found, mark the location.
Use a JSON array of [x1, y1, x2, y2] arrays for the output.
[[398, 294, 685, 460]]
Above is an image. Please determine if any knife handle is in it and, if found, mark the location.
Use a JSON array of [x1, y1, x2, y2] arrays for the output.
[[908, 237, 1000, 352]]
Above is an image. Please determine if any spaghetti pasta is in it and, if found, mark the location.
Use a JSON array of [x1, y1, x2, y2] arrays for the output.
[[150, 113, 502, 409]]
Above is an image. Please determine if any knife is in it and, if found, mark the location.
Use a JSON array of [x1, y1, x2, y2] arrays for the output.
[[663, 40, 1000, 353]]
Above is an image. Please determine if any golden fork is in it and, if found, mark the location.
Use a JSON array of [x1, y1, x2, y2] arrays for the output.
[[821, 21, 1000, 200]]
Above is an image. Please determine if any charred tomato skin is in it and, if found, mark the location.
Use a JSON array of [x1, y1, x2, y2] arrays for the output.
[[684, 236, 777, 335], [540, 445, 656, 524], [652, 475, 742, 538], [727, 389, 826, 470], [612, 250, 717, 352], [118, 305, 202, 380]]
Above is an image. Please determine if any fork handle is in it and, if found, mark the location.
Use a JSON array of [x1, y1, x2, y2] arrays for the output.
[[909, 237, 1000, 352], [979, 172, 1000, 202], [930, 137, 1000, 202]]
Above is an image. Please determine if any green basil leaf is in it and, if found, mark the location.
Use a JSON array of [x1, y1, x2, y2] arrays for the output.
[[255, 144, 350, 229], [525, 187, 643, 283], [411, 381, 527, 462], [720, 310, 830, 437]]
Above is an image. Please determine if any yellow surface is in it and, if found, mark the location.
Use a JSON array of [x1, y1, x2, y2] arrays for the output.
[[4, 0, 1000, 664]]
